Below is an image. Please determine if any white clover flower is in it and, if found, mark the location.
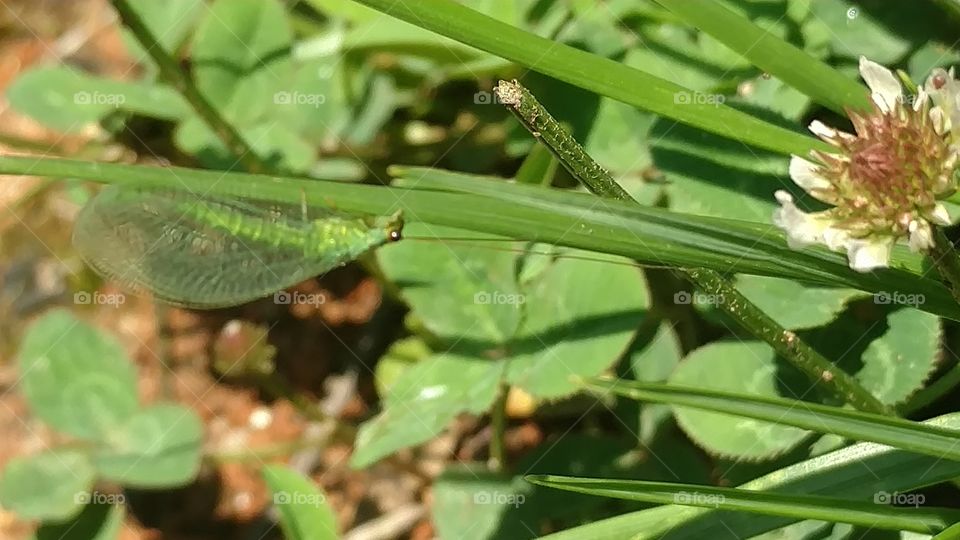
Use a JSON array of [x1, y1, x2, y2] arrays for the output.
[[774, 57, 960, 272]]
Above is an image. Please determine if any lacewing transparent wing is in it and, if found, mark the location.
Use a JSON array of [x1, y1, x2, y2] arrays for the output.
[[72, 186, 403, 308]]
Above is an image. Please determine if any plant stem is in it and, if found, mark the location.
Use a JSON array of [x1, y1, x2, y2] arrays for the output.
[[930, 228, 960, 305], [684, 268, 890, 414], [111, 0, 268, 174], [488, 381, 509, 472], [496, 79, 892, 416], [496, 81, 626, 200]]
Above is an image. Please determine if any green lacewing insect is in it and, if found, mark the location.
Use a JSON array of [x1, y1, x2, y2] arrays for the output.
[[72, 186, 403, 309]]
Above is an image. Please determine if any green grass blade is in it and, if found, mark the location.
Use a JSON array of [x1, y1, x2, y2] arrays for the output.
[[349, 0, 826, 157], [653, 0, 871, 114], [1, 156, 957, 320], [388, 166, 960, 320], [587, 378, 960, 462], [262, 466, 338, 540], [541, 413, 960, 539], [525, 475, 958, 534], [933, 521, 960, 539]]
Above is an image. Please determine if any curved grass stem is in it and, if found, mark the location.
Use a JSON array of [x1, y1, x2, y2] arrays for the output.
[[495, 79, 892, 416], [111, 0, 269, 174]]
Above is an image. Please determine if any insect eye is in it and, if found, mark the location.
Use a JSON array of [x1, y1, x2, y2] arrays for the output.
[[389, 230, 402, 242]]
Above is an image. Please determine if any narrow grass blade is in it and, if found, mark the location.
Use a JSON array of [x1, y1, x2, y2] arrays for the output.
[[541, 413, 960, 539], [526, 475, 958, 534], [587, 378, 960, 462], [933, 521, 960, 539], [349, 0, 826, 157]]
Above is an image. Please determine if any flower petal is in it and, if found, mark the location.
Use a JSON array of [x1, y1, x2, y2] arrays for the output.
[[908, 220, 934, 252], [808, 119, 837, 140], [930, 106, 948, 134], [913, 88, 928, 112], [926, 203, 952, 226], [859, 56, 902, 113], [772, 190, 834, 249], [925, 67, 960, 135], [822, 227, 851, 252], [789, 156, 832, 191], [846, 237, 894, 272]]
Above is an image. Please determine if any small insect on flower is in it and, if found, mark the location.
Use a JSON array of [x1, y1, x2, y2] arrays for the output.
[[774, 57, 960, 272]]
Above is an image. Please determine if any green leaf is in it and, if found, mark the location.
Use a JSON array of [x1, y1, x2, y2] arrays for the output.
[[668, 341, 811, 460], [583, 69, 656, 175], [525, 475, 958, 534], [556, 1, 626, 58], [653, 0, 869, 114], [34, 503, 125, 540], [6, 67, 190, 132], [378, 224, 524, 344], [737, 75, 813, 122], [175, 119, 315, 173], [432, 467, 531, 540], [807, 0, 912, 65], [734, 275, 865, 330], [349, 0, 826, 157], [506, 251, 649, 398], [18, 310, 139, 440], [629, 322, 683, 444], [650, 118, 789, 179], [191, 0, 293, 125], [0, 450, 95, 521], [374, 336, 431, 398], [351, 354, 503, 468], [588, 378, 960, 462], [93, 403, 203, 488], [623, 24, 747, 91], [285, 58, 351, 142], [649, 116, 790, 223], [857, 308, 942, 406], [539, 413, 960, 539], [262, 465, 338, 540]]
